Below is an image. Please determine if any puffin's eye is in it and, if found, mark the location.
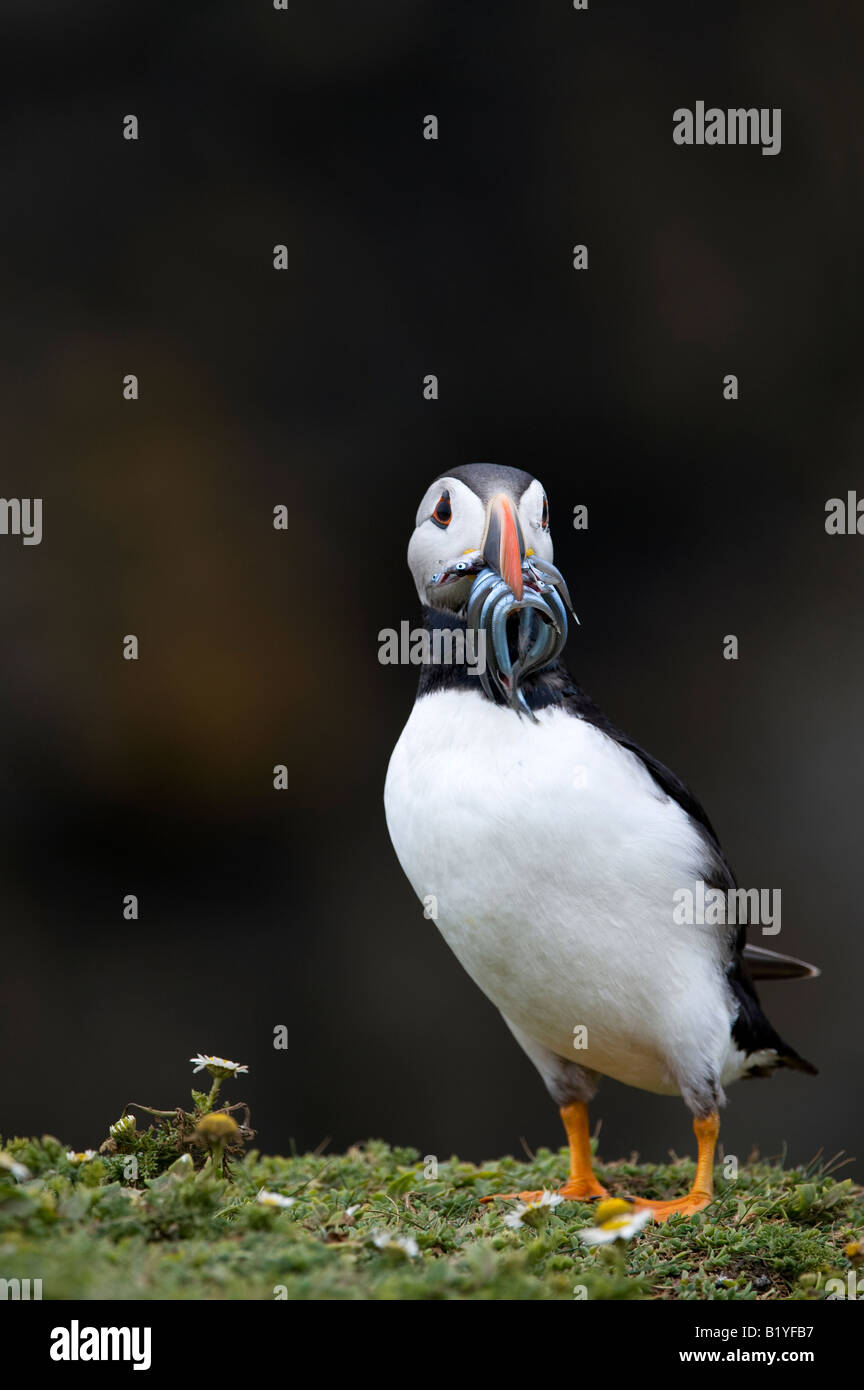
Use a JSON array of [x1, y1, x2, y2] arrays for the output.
[[541, 494, 549, 529], [431, 490, 452, 529]]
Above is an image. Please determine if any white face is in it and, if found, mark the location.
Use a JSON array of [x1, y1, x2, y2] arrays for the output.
[[408, 475, 554, 609]]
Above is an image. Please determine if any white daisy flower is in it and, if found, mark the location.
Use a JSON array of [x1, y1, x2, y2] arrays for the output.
[[256, 1189, 295, 1209], [66, 1150, 97, 1165], [0, 1153, 31, 1182], [502, 1190, 564, 1230], [579, 1198, 652, 1245], [371, 1230, 419, 1258], [189, 1054, 249, 1079], [109, 1115, 136, 1139]]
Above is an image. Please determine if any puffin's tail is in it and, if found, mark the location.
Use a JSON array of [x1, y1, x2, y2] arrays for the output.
[[744, 1045, 819, 1079], [761, 1038, 819, 1077], [729, 956, 819, 1077], [741, 943, 821, 981]]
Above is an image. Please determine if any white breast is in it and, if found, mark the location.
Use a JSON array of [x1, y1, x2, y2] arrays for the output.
[[384, 688, 737, 1098]]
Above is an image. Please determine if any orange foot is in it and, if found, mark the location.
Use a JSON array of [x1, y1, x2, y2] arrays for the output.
[[559, 1175, 610, 1201], [481, 1176, 609, 1205], [631, 1191, 712, 1224]]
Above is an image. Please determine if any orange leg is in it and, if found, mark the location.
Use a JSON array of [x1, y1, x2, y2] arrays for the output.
[[482, 1100, 609, 1204], [631, 1112, 719, 1223]]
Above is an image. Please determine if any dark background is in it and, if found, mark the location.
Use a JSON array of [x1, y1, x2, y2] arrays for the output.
[[1, 1, 862, 1178]]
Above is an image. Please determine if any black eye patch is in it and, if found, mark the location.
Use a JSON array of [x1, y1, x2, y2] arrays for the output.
[[431, 490, 452, 528]]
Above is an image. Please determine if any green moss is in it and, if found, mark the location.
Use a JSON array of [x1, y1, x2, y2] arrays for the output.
[[0, 1138, 860, 1300]]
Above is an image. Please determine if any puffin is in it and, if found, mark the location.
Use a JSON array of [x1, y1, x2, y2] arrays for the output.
[[384, 463, 818, 1221]]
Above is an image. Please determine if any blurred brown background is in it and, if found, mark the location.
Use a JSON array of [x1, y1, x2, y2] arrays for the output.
[[1, 0, 862, 1176]]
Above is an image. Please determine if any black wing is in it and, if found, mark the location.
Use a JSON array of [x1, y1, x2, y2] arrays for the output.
[[529, 661, 820, 1076]]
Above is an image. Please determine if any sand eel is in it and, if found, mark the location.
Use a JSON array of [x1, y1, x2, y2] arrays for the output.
[[384, 463, 818, 1221]]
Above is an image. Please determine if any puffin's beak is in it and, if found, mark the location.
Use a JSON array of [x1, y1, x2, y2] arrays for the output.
[[482, 493, 525, 600]]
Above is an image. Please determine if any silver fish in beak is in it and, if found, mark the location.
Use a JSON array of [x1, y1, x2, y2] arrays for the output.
[[466, 551, 577, 721]]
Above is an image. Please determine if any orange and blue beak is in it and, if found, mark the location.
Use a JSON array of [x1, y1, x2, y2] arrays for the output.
[[482, 493, 525, 600], [464, 493, 575, 719]]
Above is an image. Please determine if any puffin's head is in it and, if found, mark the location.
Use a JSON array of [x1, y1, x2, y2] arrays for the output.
[[408, 463, 552, 611], [407, 463, 576, 715]]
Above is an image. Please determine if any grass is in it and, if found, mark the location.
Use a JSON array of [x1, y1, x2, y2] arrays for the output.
[[1, 1134, 861, 1300]]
